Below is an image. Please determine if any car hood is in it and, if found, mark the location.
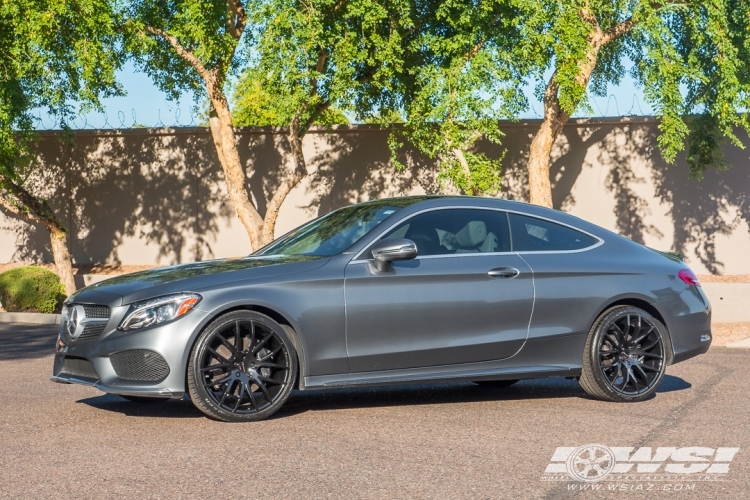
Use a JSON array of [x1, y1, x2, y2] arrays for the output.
[[67, 255, 328, 306]]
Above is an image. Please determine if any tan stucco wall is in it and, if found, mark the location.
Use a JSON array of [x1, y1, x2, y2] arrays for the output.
[[2, 118, 749, 274]]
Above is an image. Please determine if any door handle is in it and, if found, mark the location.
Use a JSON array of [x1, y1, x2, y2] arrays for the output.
[[488, 267, 520, 279]]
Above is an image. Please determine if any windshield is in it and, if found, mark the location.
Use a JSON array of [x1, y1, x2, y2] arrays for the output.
[[256, 201, 413, 257]]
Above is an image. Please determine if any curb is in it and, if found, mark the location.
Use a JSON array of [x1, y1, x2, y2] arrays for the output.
[[0, 312, 61, 325], [725, 337, 750, 349]]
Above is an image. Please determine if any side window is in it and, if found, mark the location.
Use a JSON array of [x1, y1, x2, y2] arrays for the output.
[[509, 213, 597, 251], [379, 209, 511, 257]]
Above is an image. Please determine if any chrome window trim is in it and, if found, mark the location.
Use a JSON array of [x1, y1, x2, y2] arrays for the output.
[[351, 205, 604, 261]]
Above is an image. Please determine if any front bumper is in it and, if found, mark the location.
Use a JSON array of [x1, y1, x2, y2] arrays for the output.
[[51, 305, 211, 399]]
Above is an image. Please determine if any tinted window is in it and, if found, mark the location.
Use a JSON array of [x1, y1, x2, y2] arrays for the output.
[[257, 203, 406, 257], [509, 213, 597, 251], [379, 209, 511, 257]]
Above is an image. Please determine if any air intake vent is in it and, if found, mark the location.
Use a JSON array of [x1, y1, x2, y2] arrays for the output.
[[110, 350, 170, 382], [81, 304, 110, 319], [79, 323, 107, 340]]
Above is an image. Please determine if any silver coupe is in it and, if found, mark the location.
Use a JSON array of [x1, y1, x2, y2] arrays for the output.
[[52, 196, 712, 421]]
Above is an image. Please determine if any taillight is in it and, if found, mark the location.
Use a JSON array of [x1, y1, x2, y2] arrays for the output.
[[678, 269, 700, 286]]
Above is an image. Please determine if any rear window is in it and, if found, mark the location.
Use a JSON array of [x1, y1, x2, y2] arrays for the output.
[[509, 213, 597, 252]]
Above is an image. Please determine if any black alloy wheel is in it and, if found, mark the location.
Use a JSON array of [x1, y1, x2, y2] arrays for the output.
[[580, 306, 667, 402], [188, 311, 298, 422]]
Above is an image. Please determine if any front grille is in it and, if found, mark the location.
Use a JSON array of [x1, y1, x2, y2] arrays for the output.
[[81, 304, 110, 319], [110, 350, 170, 382], [56, 356, 99, 382], [79, 323, 107, 340]]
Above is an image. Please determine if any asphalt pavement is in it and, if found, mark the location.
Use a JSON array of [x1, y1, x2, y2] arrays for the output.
[[1, 322, 748, 499]]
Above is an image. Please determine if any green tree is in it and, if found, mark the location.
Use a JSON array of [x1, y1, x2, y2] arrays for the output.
[[382, 0, 527, 196], [232, 0, 411, 236], [509, 0, 750, 207], [0, 0, 123, 295], [123, 0, 274, 248]]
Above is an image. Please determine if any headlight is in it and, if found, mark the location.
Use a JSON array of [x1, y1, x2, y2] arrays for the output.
[[119, 293, 202, 331]]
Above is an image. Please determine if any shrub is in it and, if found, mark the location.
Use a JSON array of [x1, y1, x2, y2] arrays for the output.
[[0, 266, 67, 313]]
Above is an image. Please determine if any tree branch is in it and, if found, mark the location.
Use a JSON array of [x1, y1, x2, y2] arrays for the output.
[[601, 17, 635, 45], [300, 100, 332, 135], [145, 26, 212, 82], [226, 0, 246, 40]]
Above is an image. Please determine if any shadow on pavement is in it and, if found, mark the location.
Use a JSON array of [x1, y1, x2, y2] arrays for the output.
[[74, 375, 691, 421], [77, 393, 204, 419], [0, 323, 58, 360]]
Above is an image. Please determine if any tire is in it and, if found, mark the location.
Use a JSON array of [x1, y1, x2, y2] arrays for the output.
[[579, 306, 667, 402], [119, 395, 170, 403], [187, 310, 298, 422], [473, 379, 519, 388]]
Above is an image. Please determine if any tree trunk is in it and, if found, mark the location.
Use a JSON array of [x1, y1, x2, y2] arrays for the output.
[[48, 224, 76, 296], [0, 177, 76, 296], [207, 90, 265, 251], [526, 35, 603, 208], [260, 116, 309, 245]]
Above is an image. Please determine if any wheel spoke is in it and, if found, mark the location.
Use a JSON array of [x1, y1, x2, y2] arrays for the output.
[[234, 321, 243, 353], [259, 344, 282, 362], [244, 383, 259, 410], [219, 379, 233, 405], [248, 321, 256, 354], [201, 363, 229, 373], [255, 378, 273, 402], [634, 364, 652, 387], [631, 351, 663, 360], [215, 332, 238, 355], [252, 332, 274, 354], [639, 337, 661, 351], [257, 361, 289, 369], [233, 384, 244, 412], [207, 346, 230, 363], [204, 373, 231, 388], [258, 375, 284, 385], [632, 326, 654, 345]]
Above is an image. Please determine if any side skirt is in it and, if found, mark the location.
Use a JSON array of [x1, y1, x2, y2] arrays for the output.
[[303, 333, 586, 390]]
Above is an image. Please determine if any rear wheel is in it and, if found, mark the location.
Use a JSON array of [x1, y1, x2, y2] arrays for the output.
[[580, 306, 667, 402], [473, 380, 519, 388], [187, 310, 298, 422]]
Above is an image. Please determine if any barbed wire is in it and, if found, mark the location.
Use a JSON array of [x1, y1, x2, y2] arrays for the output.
[[33, 106, 201, 130]]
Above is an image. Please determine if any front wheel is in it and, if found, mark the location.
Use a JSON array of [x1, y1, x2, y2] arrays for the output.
[[579, 306, 667, 402], [187, 310, 298, 422]]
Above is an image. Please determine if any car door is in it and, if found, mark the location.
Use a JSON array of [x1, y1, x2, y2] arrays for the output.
[[344, 208, 534, 373]]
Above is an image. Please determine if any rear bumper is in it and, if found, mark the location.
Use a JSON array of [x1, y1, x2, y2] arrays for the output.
[[660, 285, 712, 365]]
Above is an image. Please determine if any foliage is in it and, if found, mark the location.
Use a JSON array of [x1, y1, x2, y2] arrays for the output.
[[232, 73, 348, 127], [123, 0, 249, 100], [0, 0, 123, 202], [370, 0, 530, 196], [233, 0, 412, 136], [506, 0, 750, 177], [0, 266, 66, 313]]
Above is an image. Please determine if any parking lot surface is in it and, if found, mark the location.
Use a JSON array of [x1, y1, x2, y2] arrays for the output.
[[1, 322, 748, 499]]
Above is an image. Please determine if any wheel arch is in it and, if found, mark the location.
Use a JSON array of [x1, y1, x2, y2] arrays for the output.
[[186, 302, 308, 390], [594, 297, 675, 365]]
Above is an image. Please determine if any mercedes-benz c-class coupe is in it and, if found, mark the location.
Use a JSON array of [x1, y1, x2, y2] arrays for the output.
[[52, 196, 711, 421]]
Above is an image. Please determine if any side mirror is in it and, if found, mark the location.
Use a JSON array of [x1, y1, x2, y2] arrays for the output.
[[370, 238, 418, 272]]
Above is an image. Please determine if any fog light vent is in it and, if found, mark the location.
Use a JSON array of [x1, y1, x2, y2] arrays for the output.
[[110, 350, 170, 381]]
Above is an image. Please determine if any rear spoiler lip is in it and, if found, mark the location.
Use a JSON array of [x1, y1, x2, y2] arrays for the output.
[[647, 247, 685, 263]]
